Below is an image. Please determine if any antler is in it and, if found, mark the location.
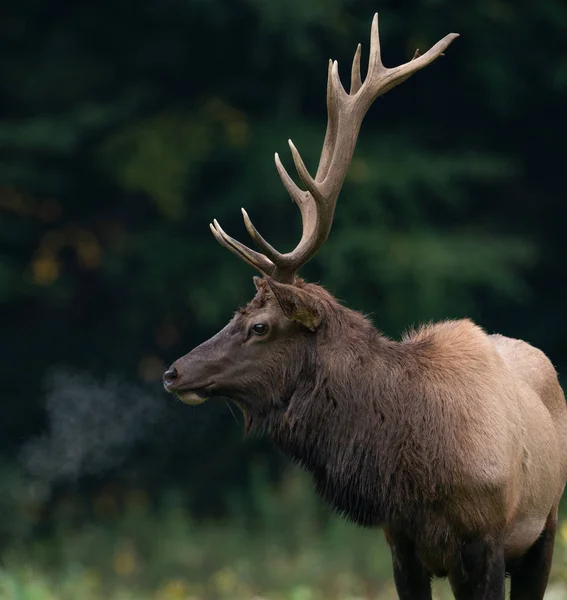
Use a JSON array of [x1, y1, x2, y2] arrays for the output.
[[210, 14, 459, 283]]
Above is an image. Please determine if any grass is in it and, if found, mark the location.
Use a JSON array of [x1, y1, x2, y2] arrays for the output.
[[3, 465, 567, 599]]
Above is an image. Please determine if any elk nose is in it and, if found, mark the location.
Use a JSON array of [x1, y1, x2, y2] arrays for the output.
[[163, 366, 178, 388]]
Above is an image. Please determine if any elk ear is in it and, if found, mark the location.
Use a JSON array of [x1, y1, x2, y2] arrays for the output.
[[264, 278, 322, 331], [253, 276, 266, 293]]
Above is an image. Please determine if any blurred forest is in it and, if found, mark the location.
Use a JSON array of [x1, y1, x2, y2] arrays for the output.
[[1, 0, 567, 598]]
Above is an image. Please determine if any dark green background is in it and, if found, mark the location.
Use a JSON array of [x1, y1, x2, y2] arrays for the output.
[[1, 0, 566, 525]]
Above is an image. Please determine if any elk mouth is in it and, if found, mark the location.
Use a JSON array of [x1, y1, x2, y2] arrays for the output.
[[175, 388, 211, 406], [168, 383, 215, 406]]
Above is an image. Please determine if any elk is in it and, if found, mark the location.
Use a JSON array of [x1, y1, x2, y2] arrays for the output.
[[163, 14, 567, 600]]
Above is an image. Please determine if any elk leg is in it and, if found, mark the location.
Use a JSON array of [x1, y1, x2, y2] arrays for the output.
[[449, 539, 505, 600], [509, 511, 557, 600], [385, 530, 432, 600]]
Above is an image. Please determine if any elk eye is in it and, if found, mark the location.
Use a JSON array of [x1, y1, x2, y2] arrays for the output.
[[251, 323, 268, 336]]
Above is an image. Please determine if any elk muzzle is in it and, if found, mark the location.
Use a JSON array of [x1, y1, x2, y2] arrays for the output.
[[163, 351, 215, 406], [163, 362, 212, 405], [163, 321, 238, 405]]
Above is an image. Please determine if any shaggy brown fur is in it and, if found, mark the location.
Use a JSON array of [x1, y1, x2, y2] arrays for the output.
[[165, 276, 567, 599]]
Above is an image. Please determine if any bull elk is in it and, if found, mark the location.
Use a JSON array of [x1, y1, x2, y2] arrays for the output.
[[163, 14, 567, 600]]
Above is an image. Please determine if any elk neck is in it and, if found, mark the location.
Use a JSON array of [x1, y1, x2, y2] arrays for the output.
[[243, 300, 445, 528]]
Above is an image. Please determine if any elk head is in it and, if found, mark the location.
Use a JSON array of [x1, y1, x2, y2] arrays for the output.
[[163, 14, 458, 424]]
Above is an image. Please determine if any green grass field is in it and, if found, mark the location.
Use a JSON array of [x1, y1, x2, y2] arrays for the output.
[[3, 466, 567, 600]]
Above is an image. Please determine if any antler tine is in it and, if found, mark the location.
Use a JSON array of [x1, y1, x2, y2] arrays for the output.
[[313, 59, 341, 184], [208, 14, 459, 283], [350, 44, 363, 95], [367, 12, 383, 77], [288, 140, 325, 204], [362, 14, 459, 101], [274, 152, 308, 206], [209, 220, 276, 277], [241, 208, 285, 262]]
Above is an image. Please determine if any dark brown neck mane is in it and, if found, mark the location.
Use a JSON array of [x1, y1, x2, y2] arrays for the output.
[[236, 285, 451, 528]]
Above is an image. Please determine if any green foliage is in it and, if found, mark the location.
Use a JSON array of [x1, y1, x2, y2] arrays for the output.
[[0, 0, 566, 525], [1, 467, 393, 599], [4, 466, 567, 599]]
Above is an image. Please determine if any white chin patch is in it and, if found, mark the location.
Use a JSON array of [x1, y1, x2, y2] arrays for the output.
[[176, 391, 208, 406]]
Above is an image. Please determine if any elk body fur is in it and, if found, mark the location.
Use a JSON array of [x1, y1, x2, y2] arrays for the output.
[[164, 14, 567, 600], [256, 281, 567, 571]]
